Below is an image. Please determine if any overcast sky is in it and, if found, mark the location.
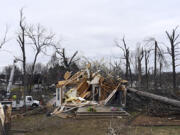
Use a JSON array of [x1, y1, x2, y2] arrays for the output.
[[0, 0, 179, 70]]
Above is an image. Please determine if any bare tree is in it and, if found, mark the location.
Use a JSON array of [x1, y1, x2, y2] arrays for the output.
[[135, 44, 144, 88], [26, 24, 55, 75], [26, 24, 55, 93], [166, 27, 180, 90], [143, 40, 166, 89], [53, 47, 79, 71], [16, 8, 27, 101], [115, 37, 132, 85], [144, 39, 158, 88], [144, 48, 151, 89], [157, 48, 168, 87], [144, 38, 166, 89], [154, 41, 158, 88]]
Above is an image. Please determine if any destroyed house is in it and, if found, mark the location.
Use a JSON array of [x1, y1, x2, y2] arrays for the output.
[[55, 68, 127, 107]]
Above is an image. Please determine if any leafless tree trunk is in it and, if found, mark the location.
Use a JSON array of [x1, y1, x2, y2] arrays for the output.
[[16, 8, 27, 108], [128, 60, 133, 87], [144, 49, 151, 89], [115, 37, 132, 85], [145, 38, 166, 89], [166, 27, 180, 91], [154, 41, 158, 88], [157, 48, 167, 88], [136, 45, 144, 88], [159, 61, 162, 87]]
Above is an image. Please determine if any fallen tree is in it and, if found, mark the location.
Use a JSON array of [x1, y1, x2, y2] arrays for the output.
[[127, 87, 180, 108]]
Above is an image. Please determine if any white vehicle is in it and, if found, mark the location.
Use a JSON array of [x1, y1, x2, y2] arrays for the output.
[[12, 96, 40, 109], [25, 96, 40, 107]]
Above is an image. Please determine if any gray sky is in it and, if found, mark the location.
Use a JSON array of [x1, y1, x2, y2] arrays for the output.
[[0, 0, 179, 70]]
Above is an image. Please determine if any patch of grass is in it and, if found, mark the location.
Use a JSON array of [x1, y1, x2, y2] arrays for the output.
[[11, 114, 180, 135]]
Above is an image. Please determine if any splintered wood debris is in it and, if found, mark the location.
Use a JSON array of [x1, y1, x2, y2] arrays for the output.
[[52, 63, 128, 118]]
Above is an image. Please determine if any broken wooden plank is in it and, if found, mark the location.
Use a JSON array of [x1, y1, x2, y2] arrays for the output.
[[77, 79, 89, 95], [104, 89, 118, 105]]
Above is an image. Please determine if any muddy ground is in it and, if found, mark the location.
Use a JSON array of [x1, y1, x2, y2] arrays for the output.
[[7, 113, 180, 135]]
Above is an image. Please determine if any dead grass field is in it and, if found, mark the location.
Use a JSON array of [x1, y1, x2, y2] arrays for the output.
[[8, 113, 180, 135]]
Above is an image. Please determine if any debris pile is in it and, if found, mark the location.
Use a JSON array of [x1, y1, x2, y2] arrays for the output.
[[50, 64, 129, 118]]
